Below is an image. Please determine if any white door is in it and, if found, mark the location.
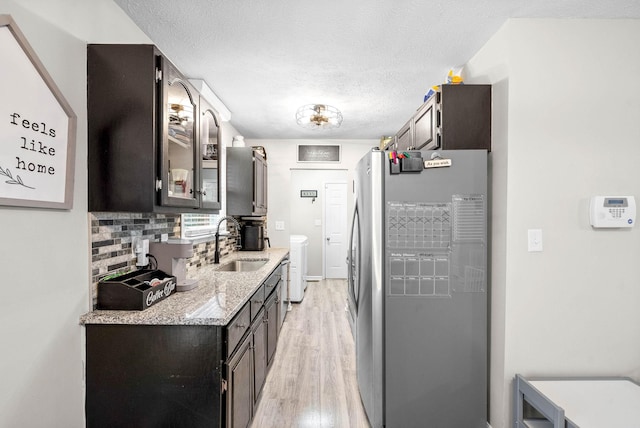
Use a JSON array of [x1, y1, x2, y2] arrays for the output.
[[324, 182, 348, 279]]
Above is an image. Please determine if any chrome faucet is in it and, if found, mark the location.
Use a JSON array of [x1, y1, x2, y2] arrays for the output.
[[214, 216, 242, 264]]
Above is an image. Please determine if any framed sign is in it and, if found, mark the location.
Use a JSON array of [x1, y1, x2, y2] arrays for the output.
[[297, 144, 340, 163], [0, 15, 76, 209]]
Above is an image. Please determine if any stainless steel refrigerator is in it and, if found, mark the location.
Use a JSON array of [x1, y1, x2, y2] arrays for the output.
[[347, 149, 487, 428]]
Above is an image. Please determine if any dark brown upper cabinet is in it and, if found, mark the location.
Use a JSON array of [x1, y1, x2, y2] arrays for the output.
[[87, 44, 221, 213], [395, 119, 412, 152], [413, 94, 438, 150], [392, 84, 491, 152], [226, 147, 267, 217]]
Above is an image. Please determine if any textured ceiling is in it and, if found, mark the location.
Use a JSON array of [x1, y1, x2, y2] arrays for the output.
[[114, 0, 640, 139]]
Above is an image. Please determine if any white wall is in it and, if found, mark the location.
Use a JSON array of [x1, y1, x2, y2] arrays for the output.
[[289, 169, 348, 277], [465, 19, 640, 428], [246, 139, 375, 277], [0, 1, 150, 427]]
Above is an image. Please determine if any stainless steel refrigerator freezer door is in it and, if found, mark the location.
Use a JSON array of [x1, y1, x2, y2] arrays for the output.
[[355, 150, 385, 428], [384, 150, 487, 428]]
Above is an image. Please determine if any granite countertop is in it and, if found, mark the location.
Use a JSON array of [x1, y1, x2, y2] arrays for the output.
[[80, 247, 289, 326]]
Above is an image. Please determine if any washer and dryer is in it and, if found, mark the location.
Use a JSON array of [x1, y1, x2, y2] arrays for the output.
[[288, 235, 308, 302]]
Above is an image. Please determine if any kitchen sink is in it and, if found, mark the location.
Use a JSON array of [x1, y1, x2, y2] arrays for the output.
[[218, 259, 268, 272]]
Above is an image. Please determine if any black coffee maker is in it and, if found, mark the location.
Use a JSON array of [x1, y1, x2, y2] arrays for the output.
[[241, 224, 267, 251]]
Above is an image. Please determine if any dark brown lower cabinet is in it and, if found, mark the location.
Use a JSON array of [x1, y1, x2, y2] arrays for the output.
[[85, 324, 223, 428], [225, 283, 279, 428], [251, 308, 267, 404], [85, 276, 282, 428], [226, 334, 252, 428], [265, 287, 279, 368]]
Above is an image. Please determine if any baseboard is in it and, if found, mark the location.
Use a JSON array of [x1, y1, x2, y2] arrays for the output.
[[305, 276, 323, 282]]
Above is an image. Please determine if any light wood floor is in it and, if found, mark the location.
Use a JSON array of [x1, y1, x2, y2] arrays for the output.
[[250, 279, 371, 428]]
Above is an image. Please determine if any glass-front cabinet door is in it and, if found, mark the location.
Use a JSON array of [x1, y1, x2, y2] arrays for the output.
[[198, 97, 221, 210], [159, 57, 198, 209]]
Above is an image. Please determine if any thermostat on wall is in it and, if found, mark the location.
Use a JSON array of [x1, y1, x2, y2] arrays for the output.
[[589, 196, 636, 228]]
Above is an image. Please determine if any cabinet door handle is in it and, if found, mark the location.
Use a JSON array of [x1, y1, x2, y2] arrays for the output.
[[254, 300, 263, 305], [235, 323, 246, 329]]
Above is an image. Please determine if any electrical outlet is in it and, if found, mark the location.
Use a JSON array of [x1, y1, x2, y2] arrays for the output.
[[275, 221, 285, 231], [136, 239, 149, 266], [131, 234, 141, 257], [527, 229, 543, 252]]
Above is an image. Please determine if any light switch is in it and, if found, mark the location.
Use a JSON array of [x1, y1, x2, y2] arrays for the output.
[[314, 219, 322, 226], [275, 221, 285, 231], [527, 229, 543, 252]]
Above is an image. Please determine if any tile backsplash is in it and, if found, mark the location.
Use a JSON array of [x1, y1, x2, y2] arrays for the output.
[[90, 212, 237, 307]]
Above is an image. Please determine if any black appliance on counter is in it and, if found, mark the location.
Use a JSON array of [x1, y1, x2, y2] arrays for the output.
[[241, 224, 268, 251]]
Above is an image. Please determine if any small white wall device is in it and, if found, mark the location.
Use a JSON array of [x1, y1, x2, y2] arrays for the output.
[[589, 196, 636, 228]]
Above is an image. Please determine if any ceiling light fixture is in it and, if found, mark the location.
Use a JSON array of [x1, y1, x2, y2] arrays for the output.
[[296, 104, 343, 130]]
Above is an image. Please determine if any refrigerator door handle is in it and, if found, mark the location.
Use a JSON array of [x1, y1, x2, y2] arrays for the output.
[[347, 201, 358, 308], [347, 204, 355, 298], [353, 203, 361, 310]]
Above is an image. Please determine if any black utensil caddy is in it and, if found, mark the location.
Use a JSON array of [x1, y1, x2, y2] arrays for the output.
[[97, 269, 177, 310]]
